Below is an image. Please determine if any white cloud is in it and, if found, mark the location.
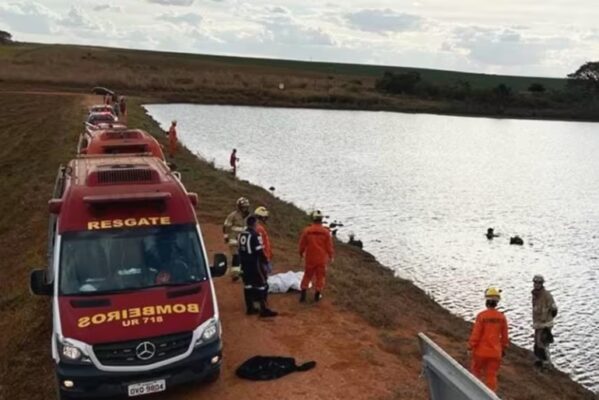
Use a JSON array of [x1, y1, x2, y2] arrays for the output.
[[346, 8, 423, 34], [160, 12, 203, 27], [0, 0, 596, 77], [93, 4, 122, 12], [261, 15, 335, 46], [146, 0, 195, 6], [270, 6, 288, 14], [60, 6, 97, 29], [449, 26, 571, 67], [0, 1, 57, 34]]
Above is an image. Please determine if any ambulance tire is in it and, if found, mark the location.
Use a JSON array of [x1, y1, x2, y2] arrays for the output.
[[203, 366, 221, 384]]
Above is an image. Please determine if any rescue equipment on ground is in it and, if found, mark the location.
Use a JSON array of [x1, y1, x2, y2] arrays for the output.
[[236, 356, 316, 380]]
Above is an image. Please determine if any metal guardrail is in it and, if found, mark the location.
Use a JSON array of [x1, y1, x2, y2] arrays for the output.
[[418, 333, 501, 400]]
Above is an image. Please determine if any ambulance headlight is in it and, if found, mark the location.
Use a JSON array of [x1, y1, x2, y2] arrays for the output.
[[62, 345, 81, 360], [202, 323, 218, 341], [194, 319, 219, 347], [57, 337, 91, 364]]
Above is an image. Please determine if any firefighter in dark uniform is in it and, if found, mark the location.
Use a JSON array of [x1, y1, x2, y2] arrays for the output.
[[238, 215, 278, 318]]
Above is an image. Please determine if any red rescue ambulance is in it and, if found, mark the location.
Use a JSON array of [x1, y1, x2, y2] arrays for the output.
[[30, 156, 227, 399], [87, 112, 117, 126], [78, 129, 166, 161], [85, 122, 128, 135], [89, 105, 117, 117]]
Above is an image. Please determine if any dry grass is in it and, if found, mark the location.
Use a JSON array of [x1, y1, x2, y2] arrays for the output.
[[0, 93, 83, 400]]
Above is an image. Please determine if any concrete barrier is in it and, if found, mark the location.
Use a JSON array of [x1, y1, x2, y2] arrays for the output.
[[418, 333, 501, 400]]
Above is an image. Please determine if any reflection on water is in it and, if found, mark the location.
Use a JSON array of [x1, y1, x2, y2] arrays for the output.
[[146, 104, 599, 392]]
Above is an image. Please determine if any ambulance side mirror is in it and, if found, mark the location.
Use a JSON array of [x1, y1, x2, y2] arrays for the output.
[[30, 269, 52, 296], [210, 253, 227, 278]]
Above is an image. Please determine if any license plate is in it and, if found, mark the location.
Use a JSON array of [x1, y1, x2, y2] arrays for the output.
[[128, 379, 166, 397]]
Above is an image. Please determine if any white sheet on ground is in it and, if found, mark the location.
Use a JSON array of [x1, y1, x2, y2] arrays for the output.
[[268, 271, 305, 293]]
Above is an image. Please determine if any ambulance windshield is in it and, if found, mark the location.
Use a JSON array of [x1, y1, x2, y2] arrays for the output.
[[87, 113, 115, 125], [59, 224, 207, 295]]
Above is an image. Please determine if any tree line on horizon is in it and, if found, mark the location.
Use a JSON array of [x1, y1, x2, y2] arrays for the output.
[[0, 30, 13, 44], [375, 62, 599, 111]]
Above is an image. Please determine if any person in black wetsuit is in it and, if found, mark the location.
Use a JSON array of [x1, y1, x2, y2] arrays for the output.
[[486, 228, 499, 240]]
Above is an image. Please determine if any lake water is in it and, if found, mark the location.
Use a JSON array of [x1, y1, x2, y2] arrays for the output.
[[145, 104, 599, 392]]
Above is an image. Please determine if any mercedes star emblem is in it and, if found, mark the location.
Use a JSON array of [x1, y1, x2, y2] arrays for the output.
[[135, 341, 156, 361]]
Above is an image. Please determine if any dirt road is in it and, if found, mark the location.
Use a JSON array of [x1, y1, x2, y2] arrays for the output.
[[159, 223, 416, 400]]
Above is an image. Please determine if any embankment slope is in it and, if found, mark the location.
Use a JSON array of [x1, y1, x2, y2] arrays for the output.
[[0, 92, 595, 400], [1, 42, 598, 122]]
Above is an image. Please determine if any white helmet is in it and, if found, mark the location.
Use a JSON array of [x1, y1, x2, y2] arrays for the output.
[[236, 197, 250, 209], [310, 210, 323, 221]]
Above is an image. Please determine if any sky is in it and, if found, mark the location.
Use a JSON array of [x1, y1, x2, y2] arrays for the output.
[[0, 0, 598, 78]]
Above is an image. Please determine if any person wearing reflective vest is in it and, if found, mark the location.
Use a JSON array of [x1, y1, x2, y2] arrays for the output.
[[468, 287, 509, 392], [298, 210, 334, 303], [254, 206, 273, 274], [223, 197, 250, 281], [531, 274, 558, 370], [238, 215, 277, 318]]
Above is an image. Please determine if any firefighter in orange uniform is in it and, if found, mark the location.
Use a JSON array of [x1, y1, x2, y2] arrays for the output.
[[168, 120, 178, 157], [468, 287, 509, 392], [254, 206, 273, 274], [298, 210, 334, 303]]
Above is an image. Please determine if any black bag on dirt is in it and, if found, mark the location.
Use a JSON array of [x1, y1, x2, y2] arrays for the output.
[[236, 356, 316, 380]]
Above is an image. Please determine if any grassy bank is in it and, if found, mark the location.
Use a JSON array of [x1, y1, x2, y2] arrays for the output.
[[0, 92, 595, 399], [1, 42, 598, 122]]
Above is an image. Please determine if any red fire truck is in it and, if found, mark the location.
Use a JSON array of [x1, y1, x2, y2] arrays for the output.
[[78, 129, 166, 161], [30, 156, 227, 399]]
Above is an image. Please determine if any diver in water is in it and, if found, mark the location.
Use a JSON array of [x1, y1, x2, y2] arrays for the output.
[[486, 228, 499, 240]]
